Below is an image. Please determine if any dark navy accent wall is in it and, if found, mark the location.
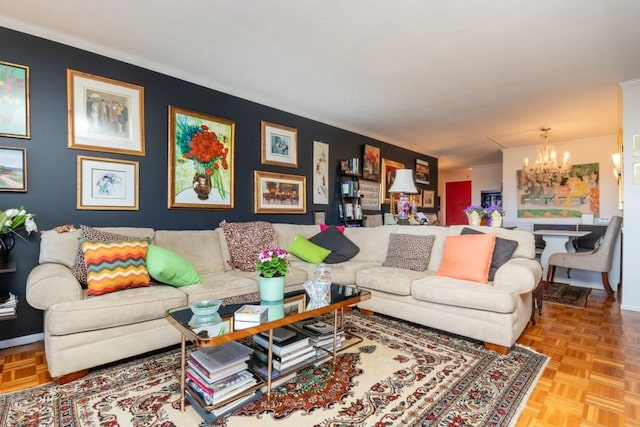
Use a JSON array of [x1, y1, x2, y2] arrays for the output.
[[0, 27, 437, 340]]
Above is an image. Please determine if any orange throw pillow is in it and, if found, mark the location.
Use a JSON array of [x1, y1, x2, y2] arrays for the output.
[[436, 233, 497, 283]]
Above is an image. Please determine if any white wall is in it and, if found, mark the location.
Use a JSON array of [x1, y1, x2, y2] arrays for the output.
[[621, 78, 640, 312], [501, 135, 621, 229], [471, 163, 502, 206]]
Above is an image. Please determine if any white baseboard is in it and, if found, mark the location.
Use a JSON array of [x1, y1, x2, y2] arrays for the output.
[[0, 333, 44, 349]]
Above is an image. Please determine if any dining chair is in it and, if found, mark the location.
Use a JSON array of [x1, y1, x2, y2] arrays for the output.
[[546, 215, 622, 299]]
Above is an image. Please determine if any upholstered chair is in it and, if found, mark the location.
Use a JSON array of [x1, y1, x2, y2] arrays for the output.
[[546, 215, 623, 299]]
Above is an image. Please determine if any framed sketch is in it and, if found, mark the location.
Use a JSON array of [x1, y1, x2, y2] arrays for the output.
[[359, 179, 381, 211], [362, 144, 381, 181], [423, 190, 435, 208], [67, 69, 144, 155], [77, 155, 138, 210], [0, 146, 27, 192], [261, 121, 298, 167], [415, 159, 430, 185], [381, 158, 404, 204], [254, 170, 306, 213], [313, 140, 329, 204], [633, 135, 640, 157], [0, 61, 30, 139], [283, 294, 306, 315], [314, 210, 326, 225], [634, 162, 640, 185], [168, 106, 235, 210]]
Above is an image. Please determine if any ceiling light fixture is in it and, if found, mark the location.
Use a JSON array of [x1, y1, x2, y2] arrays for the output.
[[522, 128, 570, 187]]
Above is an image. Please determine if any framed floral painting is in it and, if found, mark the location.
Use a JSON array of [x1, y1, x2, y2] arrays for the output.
[[0, 61, 30, 139], [168, 106, 235, 209], [362, 144, 380, 181], [67, 69, 144, 155], [254, 170, 306, 213]]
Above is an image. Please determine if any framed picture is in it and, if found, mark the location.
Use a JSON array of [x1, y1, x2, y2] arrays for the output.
[[381, 158, 404, 203], [633, 135, 640, 157], [254, 171, 306, 213], [362, 144, 381, 181], [313, 141, 329, 204], [67, 69, 144, 155], [0, 146, 27, 192], [423, 190, 435, 208], [314, 210, 326, 225], [77, 155, 138, 210], [261, 121, 298, 167], [283, 294, 306, 315], [634, 162, 640, 185], [415, 159, 430, 185], [359, 179, 381, 210], [412, 191, 423, 209], [168, 106, 235, 209], [0, 61, 30, 139]]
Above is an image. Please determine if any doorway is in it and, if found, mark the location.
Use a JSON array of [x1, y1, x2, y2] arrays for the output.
[[445, 180, 471, 225]]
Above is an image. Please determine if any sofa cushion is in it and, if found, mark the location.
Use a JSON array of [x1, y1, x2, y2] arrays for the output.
[[319, 224, 344, 233], [344, 225, 398, 263], [461, 227, 518, 281], [154, 230, 226, 274], [81, 240, 151, 296], [219, 221, 278, 271], [287, 235, 331, 264], [382, 233, 435, 271], [308, 226, 360, 264], [146, 244, 201, 287], [356, 266, 432, 296], [71, 225, 153, 285], [436, 233, 496, 283]]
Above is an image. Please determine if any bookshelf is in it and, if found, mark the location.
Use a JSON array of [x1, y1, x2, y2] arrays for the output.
[[338, 158, 363, 227]]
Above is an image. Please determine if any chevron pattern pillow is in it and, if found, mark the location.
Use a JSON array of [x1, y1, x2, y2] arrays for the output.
[[81, 239, 151, 296]]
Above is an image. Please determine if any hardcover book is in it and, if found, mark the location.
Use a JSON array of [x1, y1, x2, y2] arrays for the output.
[[234, 305, 268, 323]]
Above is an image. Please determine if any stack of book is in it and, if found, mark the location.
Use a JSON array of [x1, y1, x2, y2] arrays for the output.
[[186, 341, 259, 412], [0, 293, 17, 318], [300, 319, 345, 353], [233, 304, 268, 330], [252, 327, 315, 374]]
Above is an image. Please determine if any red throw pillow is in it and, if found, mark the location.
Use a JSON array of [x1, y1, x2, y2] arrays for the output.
[[436, 233, 496, 283], [319, 224, 345, 233]]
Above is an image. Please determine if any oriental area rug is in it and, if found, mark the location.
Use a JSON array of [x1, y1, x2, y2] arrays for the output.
[[543, 281, 592, 308], [0, 311, 548, 427]]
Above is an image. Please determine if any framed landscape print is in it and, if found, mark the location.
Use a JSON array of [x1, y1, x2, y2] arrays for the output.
[[423, 190, 435, 208], [67, 69, 145, 155], [0, 61, 30, 139], [415, 159, 430, 185], [381, 158, 404, 203], [261, 121, 298, 167], [362, 144, 381, 181], [0, 146, 27, 192], [77, 155, 138, 210], [254, 170, 306, 213], [168, 106, 235, 209]]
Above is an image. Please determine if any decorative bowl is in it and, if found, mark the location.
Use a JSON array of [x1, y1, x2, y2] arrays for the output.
[[189, 299, 221, 316]]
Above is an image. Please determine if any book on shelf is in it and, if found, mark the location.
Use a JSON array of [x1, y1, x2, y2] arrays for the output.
[[0, 293, 17, 315], [186, 374, 258, 407], [253, 343, 315, 365], [233, 305, 268, 323], [259, 326, 296, 343], [186, 367, 255, 397], [190, 341, 253, 376], [252, 331, 310, 357], [187, 358, 248, 383], [309, 333, 344, 349], [272, 350, 316, 372], [210, 389, 259, 417], [302, 320, 334, 335]]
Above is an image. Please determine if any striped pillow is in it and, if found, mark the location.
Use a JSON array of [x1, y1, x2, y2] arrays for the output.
[[81, 240, 151, 296]]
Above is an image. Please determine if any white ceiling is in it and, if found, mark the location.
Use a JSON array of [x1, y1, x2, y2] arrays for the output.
[[2, 1, 640, 170]]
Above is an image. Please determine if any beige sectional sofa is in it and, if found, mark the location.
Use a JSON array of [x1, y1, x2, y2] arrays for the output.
[[26, 223, 541, 380]]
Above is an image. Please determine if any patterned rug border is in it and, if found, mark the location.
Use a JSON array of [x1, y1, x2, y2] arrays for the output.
[[542, 281, 592, 308]]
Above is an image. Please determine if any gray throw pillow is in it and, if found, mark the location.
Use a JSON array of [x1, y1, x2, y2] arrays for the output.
[[382, 233, 435, 271], [461, 227, 518, 281], [308, 226, 360, 264]]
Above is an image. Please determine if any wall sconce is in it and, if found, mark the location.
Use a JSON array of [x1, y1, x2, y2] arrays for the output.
[[612, 153, 622, 181]]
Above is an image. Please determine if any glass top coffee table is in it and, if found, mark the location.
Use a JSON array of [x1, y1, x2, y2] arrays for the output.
[[167, 283, 370, 417]]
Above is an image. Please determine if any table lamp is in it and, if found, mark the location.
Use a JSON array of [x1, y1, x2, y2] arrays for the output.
[[388, 169, 418, 224]]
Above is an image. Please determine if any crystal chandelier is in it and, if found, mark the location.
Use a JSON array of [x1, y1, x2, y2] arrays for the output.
[[522, 128, 570, 187]]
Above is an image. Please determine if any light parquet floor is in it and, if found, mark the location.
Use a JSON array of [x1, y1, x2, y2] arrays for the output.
[[1, 289, 639, 426]]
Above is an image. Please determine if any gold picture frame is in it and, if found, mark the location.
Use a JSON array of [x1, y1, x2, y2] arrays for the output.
[[423, 190, 435, 208], [381, 158, 404, 204], [67, 69, 145, 155], [261, 121, 298, 167], [283, 294, 306, 315], [0, 146, 27, 192], [254, 170, 306, 213], [168, 106, 235, 210], [77, 155, 139, 210], [0, 61, 30, 139]]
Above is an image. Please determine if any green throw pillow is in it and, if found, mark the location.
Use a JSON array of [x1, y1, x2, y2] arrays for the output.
[[287, 235, 331, 264], [146, 244, 201, 287]]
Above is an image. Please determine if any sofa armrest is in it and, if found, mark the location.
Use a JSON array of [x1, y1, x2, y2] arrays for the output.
[[26, 264, 84, 310], [493, 258, 542, 294]]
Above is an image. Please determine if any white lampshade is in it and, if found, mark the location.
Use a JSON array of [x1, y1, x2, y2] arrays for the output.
[[388, 169, 418, 194]]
